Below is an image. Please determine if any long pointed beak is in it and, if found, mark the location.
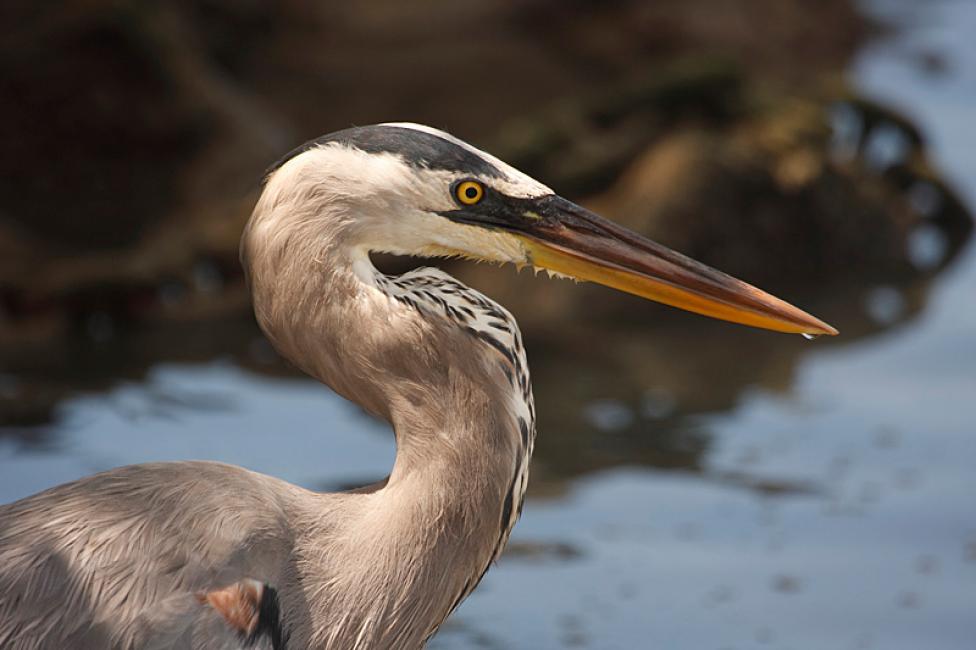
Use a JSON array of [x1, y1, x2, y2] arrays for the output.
[[514, 196, 837, 336]]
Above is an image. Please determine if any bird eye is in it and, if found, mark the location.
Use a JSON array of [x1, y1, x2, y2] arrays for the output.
[[455, 180, 484, 206]]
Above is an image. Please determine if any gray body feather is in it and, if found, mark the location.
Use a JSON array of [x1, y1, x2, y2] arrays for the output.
[[0, 462, 294, 649]]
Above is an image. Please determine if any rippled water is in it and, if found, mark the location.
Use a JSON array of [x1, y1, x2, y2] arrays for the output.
[[2, 0, 975, 648]]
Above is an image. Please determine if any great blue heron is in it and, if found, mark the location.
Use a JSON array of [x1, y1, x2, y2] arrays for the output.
[[0, 123, 836, 649]]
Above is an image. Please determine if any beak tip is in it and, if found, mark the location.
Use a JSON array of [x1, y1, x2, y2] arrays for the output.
[[806, 319, 839, 337]]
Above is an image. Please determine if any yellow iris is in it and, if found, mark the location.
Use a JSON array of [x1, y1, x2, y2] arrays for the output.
[[456, 181, 484, 205]]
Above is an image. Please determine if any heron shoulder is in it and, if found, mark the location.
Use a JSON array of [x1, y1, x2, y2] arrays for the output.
[[0, 461, 316, 649]]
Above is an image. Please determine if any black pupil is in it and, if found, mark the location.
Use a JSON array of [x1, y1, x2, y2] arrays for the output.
[[464, 186, 478, 199]]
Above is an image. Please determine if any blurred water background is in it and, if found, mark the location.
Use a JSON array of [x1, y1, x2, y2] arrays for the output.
[[1, 0, 974, 648]]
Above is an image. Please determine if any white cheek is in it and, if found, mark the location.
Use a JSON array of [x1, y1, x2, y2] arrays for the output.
[[365, 209, 526, 265], [366, 210, 432, 252], [423, 217, 526, 263]]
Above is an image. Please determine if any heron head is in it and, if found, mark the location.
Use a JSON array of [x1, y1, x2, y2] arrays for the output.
[[265, 122, 836, 337]]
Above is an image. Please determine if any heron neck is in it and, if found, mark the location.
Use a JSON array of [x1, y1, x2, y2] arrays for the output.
[[244, 229, 531, 524], [251, 242, 531, 643], [242, 190, 535, 646], [357, 260, 533, 641]]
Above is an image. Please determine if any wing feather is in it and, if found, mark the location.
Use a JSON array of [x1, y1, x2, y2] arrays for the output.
[[0, 461, 298, 650]]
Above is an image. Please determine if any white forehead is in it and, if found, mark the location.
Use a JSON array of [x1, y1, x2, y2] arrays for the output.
[[381, 122, 552, 198]]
